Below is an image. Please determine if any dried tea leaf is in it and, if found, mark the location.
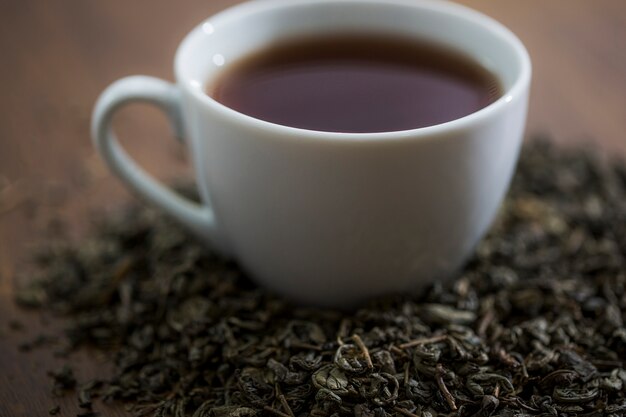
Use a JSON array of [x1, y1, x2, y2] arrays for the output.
[[15, 141, 626, 416]]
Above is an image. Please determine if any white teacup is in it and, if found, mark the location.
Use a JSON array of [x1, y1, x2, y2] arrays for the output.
[[92, 0, 531, 307]]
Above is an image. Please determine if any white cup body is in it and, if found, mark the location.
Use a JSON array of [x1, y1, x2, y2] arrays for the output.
[[103, 0, 532, 307]]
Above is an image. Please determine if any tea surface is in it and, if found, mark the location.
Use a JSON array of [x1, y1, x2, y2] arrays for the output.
[[210, 34, 502, 133]]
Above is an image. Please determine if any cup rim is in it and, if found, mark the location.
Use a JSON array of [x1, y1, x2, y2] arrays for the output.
[[175, 0, 532, 141]]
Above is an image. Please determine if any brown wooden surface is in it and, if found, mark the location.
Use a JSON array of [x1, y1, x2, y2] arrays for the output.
[[0, 1, 625, 416]]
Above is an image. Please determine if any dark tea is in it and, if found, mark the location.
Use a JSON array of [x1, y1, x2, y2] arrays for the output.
[[209, 34, 503, 133]]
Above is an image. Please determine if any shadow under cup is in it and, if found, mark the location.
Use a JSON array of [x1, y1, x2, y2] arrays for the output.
[[170, 0, 532, 307]]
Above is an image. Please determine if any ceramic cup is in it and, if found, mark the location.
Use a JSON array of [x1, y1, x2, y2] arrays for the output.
[[92, 0, 531, 307]]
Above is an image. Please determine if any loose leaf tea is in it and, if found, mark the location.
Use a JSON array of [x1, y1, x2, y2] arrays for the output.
[[15, 141, 626, 416]]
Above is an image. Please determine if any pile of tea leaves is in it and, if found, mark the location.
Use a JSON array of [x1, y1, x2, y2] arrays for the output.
[[16, 140, 626, 417]]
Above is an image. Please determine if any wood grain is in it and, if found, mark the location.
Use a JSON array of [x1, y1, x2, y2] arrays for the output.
[[0, 1, 625, 416], [456, 0, 626, 153]]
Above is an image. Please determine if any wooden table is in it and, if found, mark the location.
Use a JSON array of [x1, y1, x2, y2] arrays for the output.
[[1, 1, 624, 416]]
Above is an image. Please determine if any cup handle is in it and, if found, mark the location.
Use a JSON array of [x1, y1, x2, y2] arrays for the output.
[[91, 76, 220, 247]]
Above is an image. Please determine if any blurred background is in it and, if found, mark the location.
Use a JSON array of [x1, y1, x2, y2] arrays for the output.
[[0, 1, 625, 415]]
